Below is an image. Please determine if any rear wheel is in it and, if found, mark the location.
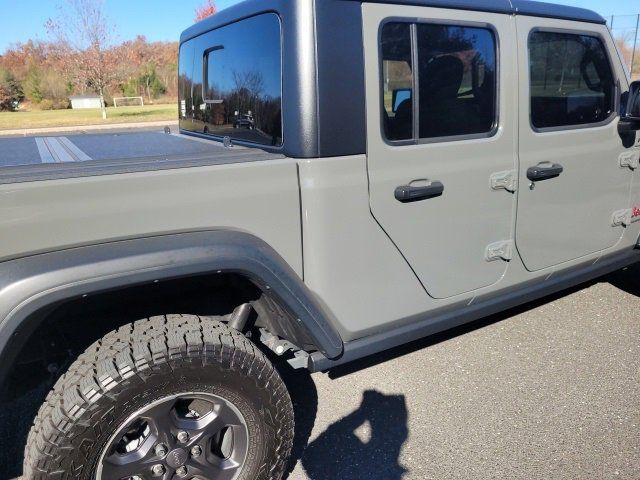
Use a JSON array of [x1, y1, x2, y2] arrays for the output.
[[23, 315, 294, 480]]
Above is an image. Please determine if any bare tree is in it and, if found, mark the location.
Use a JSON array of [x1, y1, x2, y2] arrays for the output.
[[46, 0, 117, 119], [232, 70, 264, 114]]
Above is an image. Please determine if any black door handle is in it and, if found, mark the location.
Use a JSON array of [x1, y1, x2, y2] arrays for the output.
[[395, 181, 444, 203], [527, 163, 563, 181]]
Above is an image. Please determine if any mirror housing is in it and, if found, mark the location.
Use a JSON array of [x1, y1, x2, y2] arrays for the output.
[[391, 88, 412, 113], [619, 81, 640, 134]]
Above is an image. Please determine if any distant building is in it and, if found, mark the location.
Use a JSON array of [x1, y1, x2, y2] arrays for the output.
[[69, 96, 102, 109]]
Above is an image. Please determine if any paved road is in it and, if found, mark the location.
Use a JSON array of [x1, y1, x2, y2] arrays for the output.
[[2, 265, 639, 479]]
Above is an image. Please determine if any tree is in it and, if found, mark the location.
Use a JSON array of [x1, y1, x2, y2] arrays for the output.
[[195, 0, 218, 22], [0, 67, 24, 111], [139, 63, 166, 101], [0, 83, 16, 111], [25, 67, 44, 104], [46, 0, 118, 119]]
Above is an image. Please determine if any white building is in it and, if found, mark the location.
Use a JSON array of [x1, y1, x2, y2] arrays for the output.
[[69, 95, 102, 109]]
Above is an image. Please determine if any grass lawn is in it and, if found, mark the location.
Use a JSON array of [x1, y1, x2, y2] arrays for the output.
[[0, 104, 178, 130]]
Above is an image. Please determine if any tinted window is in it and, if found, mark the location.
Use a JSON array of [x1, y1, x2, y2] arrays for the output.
[[180, 14, 282, 146], [417, 24, 496, 139], [381, 23, 413, 141], [381, 22, 497, 142], [529, 31, 615, 129]]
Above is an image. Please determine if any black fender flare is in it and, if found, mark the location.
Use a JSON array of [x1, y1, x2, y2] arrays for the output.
[[0, 231, 343, 387]]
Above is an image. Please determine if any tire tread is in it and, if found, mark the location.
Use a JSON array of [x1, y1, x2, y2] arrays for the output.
[[23, 315, 294, 480]]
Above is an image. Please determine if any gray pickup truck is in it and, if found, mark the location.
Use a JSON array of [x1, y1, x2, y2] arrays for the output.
[[1, 0, 639, 479]]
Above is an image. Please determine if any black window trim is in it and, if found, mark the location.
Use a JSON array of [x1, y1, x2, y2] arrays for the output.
[[195, 11, 285, 149], [527, 27, 620, 134], [379, 17, 501, 147]]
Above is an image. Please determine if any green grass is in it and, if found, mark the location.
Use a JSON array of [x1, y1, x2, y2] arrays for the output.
[[0, 104, 178, 130]]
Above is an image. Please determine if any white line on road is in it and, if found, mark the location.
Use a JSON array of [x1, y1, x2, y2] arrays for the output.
[[35, 137, 92, 163], [34, 138, 55, 163], [58, 137, 92, 161]]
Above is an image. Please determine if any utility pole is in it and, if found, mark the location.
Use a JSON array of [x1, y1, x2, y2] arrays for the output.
[[631, 14, 640, 78]]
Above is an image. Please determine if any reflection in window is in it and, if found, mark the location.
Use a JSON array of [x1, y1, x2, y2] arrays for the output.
[[180, 13, 282, 146], [529, 31, 615, 129]]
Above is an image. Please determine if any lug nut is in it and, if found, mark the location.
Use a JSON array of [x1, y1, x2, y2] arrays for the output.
[[177, 431, 190, 443], [176, 466, 188, 477], [151, 464, 165, 477], [155, 443, 168, 457], [191, 445, 202, 457]]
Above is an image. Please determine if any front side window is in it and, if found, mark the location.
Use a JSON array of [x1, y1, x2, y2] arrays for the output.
[[417, 24, 496, 139], [529, 31, 615, 129], [201, 13, 282, 146], [381, 21, 497, 143]]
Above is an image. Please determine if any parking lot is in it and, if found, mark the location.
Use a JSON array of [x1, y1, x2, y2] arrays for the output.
[[1, 259, 639, 480]]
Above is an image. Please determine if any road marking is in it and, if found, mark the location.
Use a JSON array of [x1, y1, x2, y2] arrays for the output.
[[34, 138, 56, 163], [58, 137, 92, 161], [34, 137, 92, 163]]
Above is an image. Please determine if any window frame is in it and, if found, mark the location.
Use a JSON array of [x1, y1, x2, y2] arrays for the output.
[[527, 27, 619, 134], [378, 17, 501, 147]]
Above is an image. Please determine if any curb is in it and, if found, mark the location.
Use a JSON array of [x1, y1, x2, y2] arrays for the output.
[[0, 120, 179, 137]]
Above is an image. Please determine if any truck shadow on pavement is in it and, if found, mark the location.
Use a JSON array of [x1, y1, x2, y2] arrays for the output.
[[606, 262, 640, 296]]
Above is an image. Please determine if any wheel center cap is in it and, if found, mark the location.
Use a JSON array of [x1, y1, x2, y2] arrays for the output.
[[166, 447, 188, 469]]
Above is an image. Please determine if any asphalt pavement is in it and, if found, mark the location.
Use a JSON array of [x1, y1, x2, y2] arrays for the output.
[[284, 264, 640, 480], [2, 266, 639, 479]]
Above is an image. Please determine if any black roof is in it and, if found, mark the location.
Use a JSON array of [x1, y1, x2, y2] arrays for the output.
[[181, 0, 605, 42]]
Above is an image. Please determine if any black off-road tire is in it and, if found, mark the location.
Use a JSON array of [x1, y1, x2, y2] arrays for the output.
[[23, 314, 294, 480]]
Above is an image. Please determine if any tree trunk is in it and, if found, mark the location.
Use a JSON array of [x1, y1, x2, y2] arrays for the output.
[[99, 88, 107, 119]]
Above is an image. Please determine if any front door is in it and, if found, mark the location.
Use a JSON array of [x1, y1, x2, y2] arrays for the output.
[[514, 16, 632, 271], [363, 3, 518, 299]]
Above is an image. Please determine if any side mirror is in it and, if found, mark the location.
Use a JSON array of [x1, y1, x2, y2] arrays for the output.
[[392, 88, 412, 113], [619, 81, 640, 135]]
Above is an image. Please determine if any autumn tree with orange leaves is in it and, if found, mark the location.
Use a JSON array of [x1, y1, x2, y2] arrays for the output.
[[195, 0, 218, 22]]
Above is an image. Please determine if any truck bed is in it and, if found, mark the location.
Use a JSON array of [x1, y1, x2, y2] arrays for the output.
[[0, 129, 284, 184]]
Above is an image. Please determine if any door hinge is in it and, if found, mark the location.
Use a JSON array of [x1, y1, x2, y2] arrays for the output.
[[619, 151, 640, 170], [485, 240, 514, 262], [612, 208, 633, 227], [490, 170, 517, 193]]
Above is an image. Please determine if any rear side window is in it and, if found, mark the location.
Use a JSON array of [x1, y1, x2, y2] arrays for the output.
[[381, 21, 497, 143], [180, 13, 282, 146], [529, 31, 615, 129]]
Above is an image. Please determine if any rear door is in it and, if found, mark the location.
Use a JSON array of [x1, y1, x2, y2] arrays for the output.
[[363, 3, 518, 299], [515, 16, 632, 271]]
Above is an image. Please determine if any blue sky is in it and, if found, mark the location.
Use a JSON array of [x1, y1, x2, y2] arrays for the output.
[[0, 0, 638, 54]]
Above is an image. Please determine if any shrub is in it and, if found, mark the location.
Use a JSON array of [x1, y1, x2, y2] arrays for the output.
[[54, 99, 70, 110], [38, 99, 55, 110]]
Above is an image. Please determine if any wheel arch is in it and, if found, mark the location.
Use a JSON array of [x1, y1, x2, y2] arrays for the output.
[[0, 230, 343, 391]]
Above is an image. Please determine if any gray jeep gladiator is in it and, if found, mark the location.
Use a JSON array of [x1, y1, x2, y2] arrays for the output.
[[1, 0, 640, 479]]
